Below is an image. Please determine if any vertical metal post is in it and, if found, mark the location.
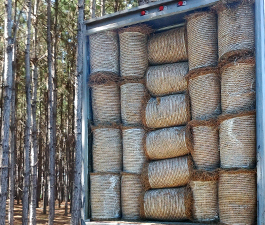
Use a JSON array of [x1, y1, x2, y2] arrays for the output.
[[81, 24, 89, 223], [255, 0, 265, 224]]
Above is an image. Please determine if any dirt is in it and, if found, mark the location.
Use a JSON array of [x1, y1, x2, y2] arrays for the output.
[[6, 200, 71, 224]]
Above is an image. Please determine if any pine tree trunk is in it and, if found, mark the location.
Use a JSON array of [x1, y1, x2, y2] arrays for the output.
[[29, 0, 39, 223], [101, 0, 105, 16], [53, 0, 59, 210], [17, 127, 23, 205], [71, 0, 84, 223], [43, 91, 49, 215], [22, 0, 32, 224], [8, 2, 20, 221], [47, 0, 55, 223], [9, 41, 17, 225], [91, 0, 96, 18], [114, 0, 119, 12], [0, 0, 13, 223], [138, 0, 149, 6]]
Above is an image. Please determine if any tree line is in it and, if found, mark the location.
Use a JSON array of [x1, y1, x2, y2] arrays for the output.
[[0, 0, 142, 224]]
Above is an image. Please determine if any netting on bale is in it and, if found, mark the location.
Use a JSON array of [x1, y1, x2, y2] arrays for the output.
[[121, 80, 147, 126], [121, 173, 143, 220], [146, 62, 188, 96], [90, 173, 121, 220], [190, 171, 219, 222], [92, 126, 122, 172], [143, 94, 190, 129], [119, 26, 151, 78], [219, 111, 256, 169], [187, 67, 221, 120], [186, 11, 218, 71], [141, 187, 192, 221], [90, 72, 121, 125], [188, 120, 219, 171], [122, 127, 146, 174], [144, 126, 191, 160], [218, 169, 256, 225], [148, 27, 188, 65], [142, 156, 192, 190], [214, 1, 255, 61], [221, 57, 256, 114], [89, 31, 119, 74]]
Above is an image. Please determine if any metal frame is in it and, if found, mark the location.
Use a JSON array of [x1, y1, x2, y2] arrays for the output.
[[255, 0, 265, 224], [82, 0, 265, 224]]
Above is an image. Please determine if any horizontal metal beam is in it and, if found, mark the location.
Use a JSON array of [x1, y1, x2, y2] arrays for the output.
[[85, 0, 219, 35], [85, 221, 207, 225]]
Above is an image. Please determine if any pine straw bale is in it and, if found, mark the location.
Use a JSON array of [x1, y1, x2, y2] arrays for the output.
[[148, 27, 188, 65], [90, 72, 121, 125], [188, 120, 219, 171], [146, 62, 188, 96], [221, 57, 255, 114], [141, 156, 192, 190], [119, 26, 151, 78], [218, 169, 256, 225], [141, 187, 192, 221], [187, 67, 221, 120], [90, 173, 121, 220], [121, 173, 143, 220], [145, 126, 191, 160], [92, 126, 122, 172], [186, 11, 218, 71], [121, 80, 147, 126], [89, 31, 119, 74], [219, 111, 256, 169], [213, 1, 255, 61], [144, 94, 190, 129], [190, 170, 218, 222], [122, 127, 146, 174]]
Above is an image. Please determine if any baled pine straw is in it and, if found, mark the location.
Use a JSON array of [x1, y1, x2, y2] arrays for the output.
[[122, 127, 146, 174], [219, 111, 256, 169], [141, 187, 192, 221], [90, 173, 121, 220], [148, 27, 188, 65], [119, 26, 151, 78], [121, 173, 143, 220], [145, 126, 191, 160], [144, 94, 190, 129], [186, 11, 218, 71], [221, 57, 255, 114], [146, 62, 188, 96], [214, 1, 255, 61], [121, 80, 147, 126], [188, 120, 219, 171], [89, 31, 119, 74], [90, 72, 121, 125], [187, 67, 221, 120], [92, 126, 122, 172], [190, 170, 218, 222], [141, 156, 192, 190], [218, 169, 256, 225]]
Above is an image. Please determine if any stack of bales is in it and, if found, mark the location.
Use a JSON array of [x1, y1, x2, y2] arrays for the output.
[[119, 26, 151, 220], [186, 10, 220, 222], [214, 1, 256, 224], [141, 27, 192, 221], [88, 31, 122, 220]]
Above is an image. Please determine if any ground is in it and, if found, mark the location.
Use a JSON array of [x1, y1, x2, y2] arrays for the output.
[[6, 200, 71, 224]]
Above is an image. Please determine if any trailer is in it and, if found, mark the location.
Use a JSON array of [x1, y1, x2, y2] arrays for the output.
[[81, 0, 265, 224]]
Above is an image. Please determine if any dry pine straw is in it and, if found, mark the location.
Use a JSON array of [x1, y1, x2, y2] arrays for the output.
[[89, 71, 120, 86]]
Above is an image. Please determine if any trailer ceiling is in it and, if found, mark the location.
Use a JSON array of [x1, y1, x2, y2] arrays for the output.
[[84, 0, 219, 35]]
